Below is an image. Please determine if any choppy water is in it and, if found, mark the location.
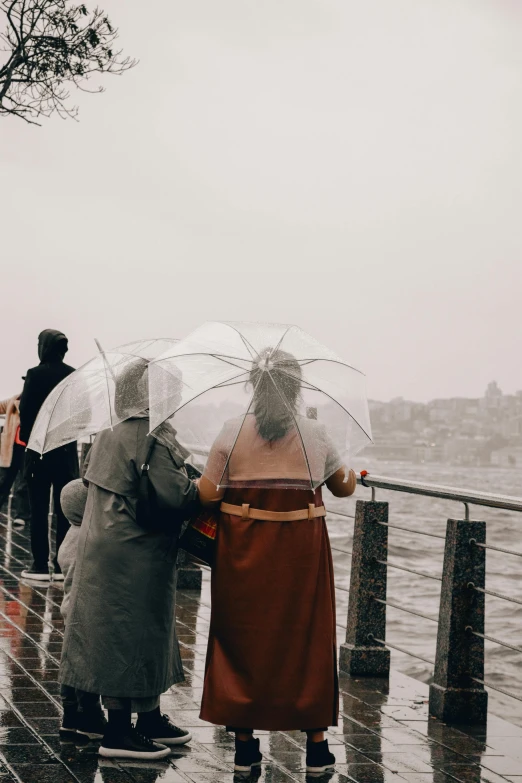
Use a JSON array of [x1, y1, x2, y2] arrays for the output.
[[326, 460, 522, 726]]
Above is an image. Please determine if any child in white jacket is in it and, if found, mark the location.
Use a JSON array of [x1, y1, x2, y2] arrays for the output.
[[59, 479, 106, 739]]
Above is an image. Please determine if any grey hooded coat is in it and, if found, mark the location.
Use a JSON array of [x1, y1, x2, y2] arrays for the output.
[[59, 417, 199, 698]]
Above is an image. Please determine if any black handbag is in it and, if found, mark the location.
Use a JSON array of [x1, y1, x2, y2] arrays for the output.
[[178, 508, 218, 567], [135, 436, 159, 530]]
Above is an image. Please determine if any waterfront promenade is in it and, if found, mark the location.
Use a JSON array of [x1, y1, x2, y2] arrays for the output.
[[0, 515, 520, 782]]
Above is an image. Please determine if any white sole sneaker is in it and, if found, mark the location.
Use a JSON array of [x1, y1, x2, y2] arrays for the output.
[[306, 764, 336, 773], [99, 744, 171, 760], [21, 570, 51, 582], [76, 729, 105, 740], [150, 731, 191, 746], [234, 761, 262, 772], [52, 573, 65, 582]]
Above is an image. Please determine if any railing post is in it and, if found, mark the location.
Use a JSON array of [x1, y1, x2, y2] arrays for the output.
[[79, 442, 92, 472], [177, 549, 203, 590], [429, 518, 488, 724], [339, 499, 390, 677]]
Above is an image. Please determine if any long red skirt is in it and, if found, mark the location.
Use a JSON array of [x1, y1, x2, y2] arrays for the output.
[[200, 487, 338, 731]]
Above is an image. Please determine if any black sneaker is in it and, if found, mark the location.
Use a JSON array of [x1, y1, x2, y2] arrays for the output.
[[136, 713, 191, 746], [306, 739, 335, 773], [21, 566, 51, 582], [60, 705, 78, 738], [76, 708, 108, 740], [234, 737, 262, 772], [99, 725, 170, 760]]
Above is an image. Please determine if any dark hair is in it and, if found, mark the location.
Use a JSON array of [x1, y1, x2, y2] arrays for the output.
[[114, 358, 148, 420], [249, 349, 302, 442]]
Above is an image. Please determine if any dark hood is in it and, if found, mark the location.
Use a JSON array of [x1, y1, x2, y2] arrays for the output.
[[38, 329, 68, 363]]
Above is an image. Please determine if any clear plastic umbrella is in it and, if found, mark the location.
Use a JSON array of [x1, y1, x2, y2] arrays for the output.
[[27, 338, 178, 456], [149, 322, 372, 490]]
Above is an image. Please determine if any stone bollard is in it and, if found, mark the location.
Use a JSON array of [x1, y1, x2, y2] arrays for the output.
[[177, 548, 203, 590], [339, 500, 390, 677], [429, 518, 488, 724]]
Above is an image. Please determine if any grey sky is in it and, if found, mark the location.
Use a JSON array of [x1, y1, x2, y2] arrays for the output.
[[1, 0, 520, 402]]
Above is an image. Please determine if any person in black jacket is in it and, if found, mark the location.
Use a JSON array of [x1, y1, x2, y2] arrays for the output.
[[19, 329, 79, 581]]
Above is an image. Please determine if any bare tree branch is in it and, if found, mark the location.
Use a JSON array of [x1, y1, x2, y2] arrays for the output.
[[0, 0, 136, 124]]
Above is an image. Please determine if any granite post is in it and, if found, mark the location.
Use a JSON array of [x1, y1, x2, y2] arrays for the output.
[[339, 500, 390, 677], [79, 442, 92, 472], [429, 518, 488, 724], [177, 548, 203, 590]]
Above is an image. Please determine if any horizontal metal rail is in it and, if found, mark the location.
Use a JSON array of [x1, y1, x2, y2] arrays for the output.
[[357, 473, 522, 513], [468, 583, 522, 606], [376, 558, 442, 582], [368, 634, 435, 666], [331, 545, 353, 557], [372, 595, 438, 623], [466, 627, 522, 654], [326, 509, 355, 520], [377, 520, 445, 540], [471, 540, 522, 559], [471, 677, 522, 704]]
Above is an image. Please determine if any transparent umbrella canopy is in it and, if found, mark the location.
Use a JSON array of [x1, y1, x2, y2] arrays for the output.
[[27, 338, 178, 456], [149, 322, 372, 490]]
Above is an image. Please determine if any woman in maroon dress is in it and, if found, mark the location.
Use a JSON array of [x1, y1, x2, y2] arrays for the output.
[[197, 350, 356, 774]]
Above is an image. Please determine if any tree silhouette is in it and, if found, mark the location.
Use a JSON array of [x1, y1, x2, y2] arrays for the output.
[[0, 0, 136, 124]]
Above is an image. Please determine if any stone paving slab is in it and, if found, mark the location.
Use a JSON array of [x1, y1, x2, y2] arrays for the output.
[[0, 514, 520, 783]]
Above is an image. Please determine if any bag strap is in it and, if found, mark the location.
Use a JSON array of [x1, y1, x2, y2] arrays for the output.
[[141, 436, 156, 478]]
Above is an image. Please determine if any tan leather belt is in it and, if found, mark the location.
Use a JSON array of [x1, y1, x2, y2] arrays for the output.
[[220, 502, 326, 522]]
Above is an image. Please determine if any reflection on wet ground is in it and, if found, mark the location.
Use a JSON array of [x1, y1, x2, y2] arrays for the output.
[[0, 515, 520, 783]]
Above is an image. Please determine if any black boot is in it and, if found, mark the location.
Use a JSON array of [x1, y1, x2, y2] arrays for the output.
[[234, 736, 262, 772], [60, 704, 78, 737], [99, 707, 170, 761], [306, 739, 335, 773], [76, 706, 108, 740], [136, 709, 191, 746]]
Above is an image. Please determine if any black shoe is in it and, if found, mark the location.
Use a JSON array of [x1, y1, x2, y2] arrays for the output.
[[60, 705, 78, 738], [99, 725, 170, 760], [234, 737, 262, 772], [21, 566, 51, 582], [76, 708, 108, 740], [306, 739, 335, 773], [136, 712, 191, 746]]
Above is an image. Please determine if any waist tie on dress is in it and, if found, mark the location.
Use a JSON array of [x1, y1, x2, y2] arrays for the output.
[[220, 502, 326, 522]]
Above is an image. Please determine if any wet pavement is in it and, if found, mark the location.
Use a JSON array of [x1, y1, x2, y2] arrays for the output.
[[0, 515, 521, 783]]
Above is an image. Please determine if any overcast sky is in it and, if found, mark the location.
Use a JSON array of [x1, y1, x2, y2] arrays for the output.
[[1, 0, 520, 403]]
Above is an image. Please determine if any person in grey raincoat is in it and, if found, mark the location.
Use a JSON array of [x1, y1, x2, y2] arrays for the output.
[[59, 361, 200, 761]]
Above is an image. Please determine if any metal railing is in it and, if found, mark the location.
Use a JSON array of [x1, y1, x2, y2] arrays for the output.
[[337, 471, 522, 724], [352, 471, 522, 514]]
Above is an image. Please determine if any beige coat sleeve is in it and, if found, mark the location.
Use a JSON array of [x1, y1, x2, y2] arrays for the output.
[[326, 467, 357, 497], [198, 475, 226, 507]]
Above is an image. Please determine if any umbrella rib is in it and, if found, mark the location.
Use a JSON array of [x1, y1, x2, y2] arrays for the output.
[[214, 374, 251, 389], [275, 365, 373, 443], [95, 339, 114, 431], [266, 369, 315, 491], [33, 379, 69, 454], [149, 369, 252, 434], [215, 373, 264, 488], [149, 352, 251, 368], [269, 326, 291, 359], [223, 323, 257, 361], [209, 354, 251, 372], [294, 357, 366, 375]]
